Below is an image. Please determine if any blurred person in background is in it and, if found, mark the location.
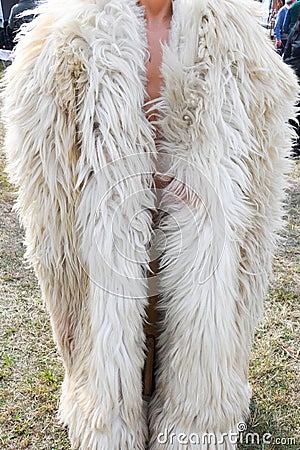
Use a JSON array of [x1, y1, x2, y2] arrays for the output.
[[283, 0, 300, 34], [7, 0, 37, 47], [274, 0, 296, 54], [0, 2, 4, 48], [284, 11, 300, 157], [0, 2, 3, 29]]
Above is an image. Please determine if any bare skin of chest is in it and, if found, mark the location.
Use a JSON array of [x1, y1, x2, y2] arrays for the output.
[[141, 1, 173, 192], [140, 0, 172, 106], [140, 1, 173, 398], [145, 26, 170, 103]]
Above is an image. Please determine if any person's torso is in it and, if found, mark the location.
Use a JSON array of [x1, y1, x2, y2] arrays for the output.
[[290, 1, 300, 29]]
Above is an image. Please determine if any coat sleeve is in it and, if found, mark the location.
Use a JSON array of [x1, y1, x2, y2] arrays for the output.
[[202, 0, 299, 365], [229, 3, 298, 329], [2, 9, 91, 368]]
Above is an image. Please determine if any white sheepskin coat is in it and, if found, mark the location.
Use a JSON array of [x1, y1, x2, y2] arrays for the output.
[[2, 0, 298, 449]]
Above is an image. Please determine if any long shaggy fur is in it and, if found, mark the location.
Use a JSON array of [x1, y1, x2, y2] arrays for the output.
[[2, 0, 298, 449]]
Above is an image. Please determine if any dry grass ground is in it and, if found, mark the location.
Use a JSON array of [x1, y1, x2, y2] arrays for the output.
[[0, 119, 299, 449]]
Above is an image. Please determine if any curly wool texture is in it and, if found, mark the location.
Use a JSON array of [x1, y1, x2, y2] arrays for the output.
[[2, 0, 298, 449]]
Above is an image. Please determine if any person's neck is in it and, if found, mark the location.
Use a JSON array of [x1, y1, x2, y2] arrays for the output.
[[139, 0, 173, 23]]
